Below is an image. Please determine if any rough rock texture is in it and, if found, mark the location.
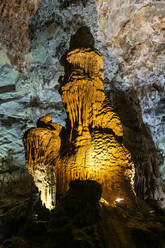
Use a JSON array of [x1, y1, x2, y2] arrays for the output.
[[1, 175, 165, 248], [109, 88, 165, 204], [0, 0, 41, 72], [23, 115, 62, 209], [23, 44, 135, 207], [96, 0, 165, 179], [0, 0, 165, 205], [0, 0, 120, 168]]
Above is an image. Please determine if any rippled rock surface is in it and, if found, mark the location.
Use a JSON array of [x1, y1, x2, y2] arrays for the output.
[[23, 40, 135, 207]]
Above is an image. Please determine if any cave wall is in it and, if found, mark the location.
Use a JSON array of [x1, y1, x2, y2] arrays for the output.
[[0, 0, 165, 200], [96, 0, 165, 179], [0, 0, 120, 167]]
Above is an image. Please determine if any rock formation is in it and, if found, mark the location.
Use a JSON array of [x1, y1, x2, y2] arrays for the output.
[[0, 0, 41, 72], [23, 44, 135, 208], [23, 115, 62, 209], [1, 0, 165, 208], [96, 0, 165, 181]]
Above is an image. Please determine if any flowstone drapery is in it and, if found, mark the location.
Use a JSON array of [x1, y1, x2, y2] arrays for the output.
[[23, 46, 135, 209]]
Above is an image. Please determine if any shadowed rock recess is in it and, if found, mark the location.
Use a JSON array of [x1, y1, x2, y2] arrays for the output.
[[23, 38, 136, 209]]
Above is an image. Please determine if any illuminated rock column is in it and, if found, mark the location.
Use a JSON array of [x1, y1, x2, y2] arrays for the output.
[[56, 48, 135, 204], [23, 47, 135, 207]]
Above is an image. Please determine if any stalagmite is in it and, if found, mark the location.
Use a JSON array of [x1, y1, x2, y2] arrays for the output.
[[23, 46, 135, 208], [23, 116, 62, 209]]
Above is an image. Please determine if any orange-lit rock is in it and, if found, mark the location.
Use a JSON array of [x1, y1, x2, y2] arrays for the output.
[[23, 48, 135, 208], [23, 115, 62, 209]]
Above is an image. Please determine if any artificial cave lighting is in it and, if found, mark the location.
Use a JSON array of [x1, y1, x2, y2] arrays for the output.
[[23, 31, 135, 209], [100, 198, 109, 205], [115, 198, 124, 203]]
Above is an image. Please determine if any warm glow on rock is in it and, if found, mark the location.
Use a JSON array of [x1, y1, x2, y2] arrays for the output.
[[115, 198, 124, 203], [66, 48, 104, 78], [23, 116, 60, 209], [23, 46, 135, 208]]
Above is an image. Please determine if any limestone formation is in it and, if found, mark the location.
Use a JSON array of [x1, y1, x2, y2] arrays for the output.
[[1, 1, 165, 208], [23, 115, 62, 209], [23, 46, 135, 208]]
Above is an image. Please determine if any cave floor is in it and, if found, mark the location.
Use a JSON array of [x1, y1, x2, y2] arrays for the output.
[[1, 171, 165, 248]]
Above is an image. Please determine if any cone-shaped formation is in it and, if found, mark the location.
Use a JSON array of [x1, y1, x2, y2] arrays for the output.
[[23, 47, 135, 208]]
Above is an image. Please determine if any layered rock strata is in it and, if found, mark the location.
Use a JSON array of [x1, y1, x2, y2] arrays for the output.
[[23, 47, 135, 207]]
